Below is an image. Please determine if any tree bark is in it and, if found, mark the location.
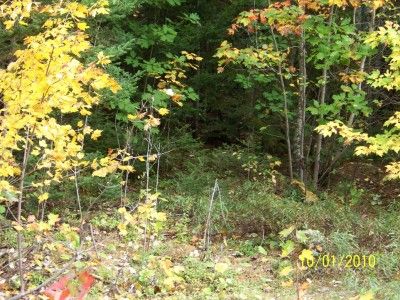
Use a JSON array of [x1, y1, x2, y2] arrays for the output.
[[294, 25, 307, 181], [270, 28, 294, 180], [347, 7, 375, 126], [313, 7, 334, 188], [17, 131, 31, 292]]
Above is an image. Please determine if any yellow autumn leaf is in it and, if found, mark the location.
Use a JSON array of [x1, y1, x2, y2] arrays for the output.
[[91, 129, 102, 140], [31, 149, 40, 156], [122, 156, 133, 162], [118, 207, 127, 214], [43, 19, 54, 28], [156, 212, 167, 222], [97, 51, 111, 66], [127, 114, 138, 121], [39, 140, 47, 148], [92, 167, 109, 177], [359, 291, 374, 300], [12, 222, 24, 232], [83, 126, 93, 135], [281, 279, 293, 287], [4, 20, 15, 30], [279, 265, 293, 277], [215, 262, 229, 273], [148, 154, 158, 162], [371, 0, 385, 9], [47, 213, 60, 226], [328, 0, 348, 7], [118, 223, 128, 236], [77, 22, 89, 31], [38, 192, 49, 203], [158, 108, 170, 116], [91, 159, 99, 169], [163, 277, 178, 291], [67, 2, 88, 19], [118, 165, 134, 172], [144, 116, 161, 131]]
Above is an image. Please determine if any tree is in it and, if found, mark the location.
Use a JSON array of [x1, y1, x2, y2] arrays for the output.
[[317, 21, 400, 181], [0, 0, 119, 291]]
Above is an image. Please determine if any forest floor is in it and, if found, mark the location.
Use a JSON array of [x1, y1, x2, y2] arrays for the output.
[[1, 211, 398, 300], [1, 148, 400, 299], [0, 228, 378, 300]]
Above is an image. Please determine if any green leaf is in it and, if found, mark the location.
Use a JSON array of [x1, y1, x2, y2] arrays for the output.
[[279, 225, 295, 238], [258, 246, 268, 255], [280, 240, 295, 257], [296, 230, 309, 244]]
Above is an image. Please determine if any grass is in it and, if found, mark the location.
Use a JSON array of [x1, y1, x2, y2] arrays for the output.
[[2, 145, 400, 299]]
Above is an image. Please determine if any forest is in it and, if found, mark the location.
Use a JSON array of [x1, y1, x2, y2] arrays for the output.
[[0, 0, 399, 299]]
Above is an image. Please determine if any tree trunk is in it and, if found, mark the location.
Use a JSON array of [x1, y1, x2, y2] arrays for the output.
[[347, 7, 375, 126], [313, 68, 327, 187], [313, 7, 334, 188], [270, 28, 293, 180], [294, 26, 307, 181]]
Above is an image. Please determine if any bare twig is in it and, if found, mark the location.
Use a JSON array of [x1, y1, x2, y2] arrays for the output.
[[74, 166, 83, 225], [17, 130, 31, 292], [155, 143, 162, 208], [89, 224, 99, 259], [203, 179, 220, 250]]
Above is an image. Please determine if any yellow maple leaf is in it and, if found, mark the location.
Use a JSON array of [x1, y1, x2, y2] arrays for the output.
[[12, 222, 24, 232], [328, 0, 348, 7], [127, 114, 138, 121], [118, 223, 128, 236], [91, 129, 102, 140], [31, 148, 40, 156], [39, 140, 47, 148], [215, 262, 229, 273], [38, 192, 49, 203], [281, 279, 293, 287], [359, 290, 374, 300], [77, 22, 89, 31], [47, 213, 60, 226], [144, 116, 161, 130], [279, 265, 293, 277], [4, 20, 15, 30], [67, 3, 88, 19], [158, 108, 170, 116], [92, 167, 109, 177], [118, 207, 127, 214], [156, 212, 167, 222], [118, 165, 134, 172], [371, 0, 385, 9], [97, 51, 111, 66]]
